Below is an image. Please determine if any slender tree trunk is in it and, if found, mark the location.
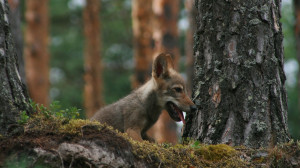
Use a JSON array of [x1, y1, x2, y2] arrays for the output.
[[131, 0, 153, 89], [183, 0, 290, 148], [7, 0, 25, 84], [185, 0, 197, 95], [152, 0, 180, 66], [294, 0, 300, 139], [83, 0, 103, 118], [24, 0, 49, 106], [148, 0, 180, 144], [0, 0, 32, 135]]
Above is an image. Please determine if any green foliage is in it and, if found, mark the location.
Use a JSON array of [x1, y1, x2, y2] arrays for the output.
[[45, 0, 133, 117], [191, 140, 201, 149], [18, 111, 29, 125], [49, 101, 80, 119], [4, 154, 46, 168], [281, 2, 300, 140], [18, 100, 80, 125], [281, 3, 296, 60]]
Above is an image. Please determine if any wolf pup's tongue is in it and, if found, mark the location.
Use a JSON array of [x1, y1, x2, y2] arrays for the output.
[[177, 110, 185, 124]]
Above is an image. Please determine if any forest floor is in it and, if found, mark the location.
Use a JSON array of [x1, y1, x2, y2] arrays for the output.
[[0, 114, 300, 167]]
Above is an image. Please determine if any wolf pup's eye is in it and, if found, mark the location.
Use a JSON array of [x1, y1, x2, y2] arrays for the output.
[[174, 87, 183, 93]]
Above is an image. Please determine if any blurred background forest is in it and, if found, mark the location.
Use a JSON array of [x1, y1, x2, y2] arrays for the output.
[[13, 0, 299, 140]]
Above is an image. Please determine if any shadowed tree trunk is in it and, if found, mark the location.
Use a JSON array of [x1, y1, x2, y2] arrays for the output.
[[24, 0, 49, 106], [147, 0, 180, 144], [183, 0, 290, 148], [294, 0, 300, 138], [131, 0, 153, 89], [0, 0, 32, 135], [7, 0, 25, 84], [185, 0, 197, 95], [83, 0, 103, 118]]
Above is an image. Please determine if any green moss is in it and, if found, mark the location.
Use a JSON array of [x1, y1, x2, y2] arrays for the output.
[[194, 144, 236, 161], [24, 113, 106, 135], [21, 114, 252, 167], [21, 114, 300, 167], [59, 119, 103, 134], [125, 138, 249, 167]]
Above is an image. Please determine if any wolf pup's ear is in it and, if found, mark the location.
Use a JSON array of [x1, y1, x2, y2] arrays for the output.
[[152, 53, 174, 78]]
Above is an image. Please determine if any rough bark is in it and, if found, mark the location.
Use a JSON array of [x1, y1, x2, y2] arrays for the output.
[[7, 0, 25, 84], [0, 0, 32, 135], [24, 0, 50, 106], [131, 0, 153, 88], [183, 0, 290, 148], [83, 0, 103, 118], [185, 0, 197, 95], [147, 0, 181, 144], [294, 0, 300, 138]]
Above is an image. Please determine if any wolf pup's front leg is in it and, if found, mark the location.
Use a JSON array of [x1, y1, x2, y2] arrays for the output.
[[126, 128, 143, 142]]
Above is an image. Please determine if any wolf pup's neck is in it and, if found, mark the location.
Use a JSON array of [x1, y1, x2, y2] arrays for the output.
[[134, 78, 162, 119]]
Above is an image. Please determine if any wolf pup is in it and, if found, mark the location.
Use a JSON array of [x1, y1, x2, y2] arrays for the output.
[[91, 53, 196, 142]]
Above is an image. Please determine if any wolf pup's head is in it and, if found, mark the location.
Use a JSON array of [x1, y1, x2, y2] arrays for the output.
[[152, 53, 197, 124]]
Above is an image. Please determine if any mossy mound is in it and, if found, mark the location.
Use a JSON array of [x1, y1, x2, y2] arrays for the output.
[[0, 114, 299, 167]]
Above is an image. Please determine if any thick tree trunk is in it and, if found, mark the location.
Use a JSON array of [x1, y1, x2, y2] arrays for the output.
[[0, 0, 32, 135], [294, 0, 300, 139], [131, 0, 153, 88], [24, 0, 49, 106], [147, 0, 180, 144], [7, 0, 25, 84], [185, 0, 197, 95], [83, 0, 103, 118], [183, 0, 290, 148]]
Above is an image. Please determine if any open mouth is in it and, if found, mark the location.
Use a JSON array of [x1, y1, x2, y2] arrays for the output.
[[166, 102, 185, 124]]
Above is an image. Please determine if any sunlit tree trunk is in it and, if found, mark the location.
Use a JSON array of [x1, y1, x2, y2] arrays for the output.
[[152, 0, 180, 67], [131, 0, 153, 89], [83, 0, 103, 118], [183, 0, 290, 148], [8, 0, 25, 84], [0, 0, 32, 135], [24, 0, 49, 106], [294, 0, 300, 138], [185, 0, 196, 95], [148, 0, 180, 144]]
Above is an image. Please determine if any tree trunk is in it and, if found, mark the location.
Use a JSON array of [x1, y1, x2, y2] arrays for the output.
[[0, 0, 32, 135], [294, 0, 300, 139], [7, 0, 25, 84], [147, 0, 180, 144], [152, 0, 180, 66], [24, 0, 49, 106], [185, 0, 197, 95], [183, 0, 290, 148], [131, 0, 153, 89], [83, 0, 103, 118]]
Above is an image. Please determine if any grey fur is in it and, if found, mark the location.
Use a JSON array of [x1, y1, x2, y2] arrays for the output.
[[91, 54, 195, 141], [91, 79, 162, 141]]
